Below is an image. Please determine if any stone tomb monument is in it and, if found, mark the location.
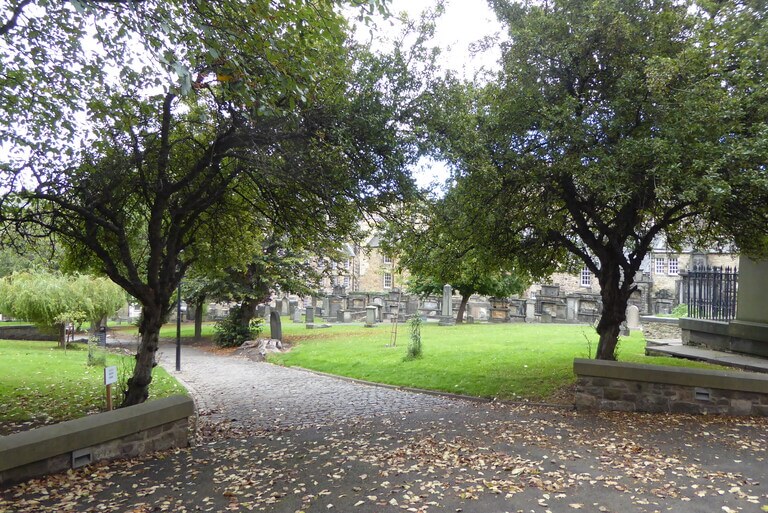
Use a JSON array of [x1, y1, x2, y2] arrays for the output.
[[439, 284, 455, 326]]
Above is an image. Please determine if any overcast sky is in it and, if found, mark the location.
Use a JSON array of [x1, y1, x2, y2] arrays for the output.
[[358, 0, 505, 189]]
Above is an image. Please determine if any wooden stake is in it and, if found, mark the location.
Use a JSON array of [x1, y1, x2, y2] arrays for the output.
[[106, 383, 113, 411]]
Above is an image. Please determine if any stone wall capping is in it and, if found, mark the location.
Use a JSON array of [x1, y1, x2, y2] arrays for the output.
[[0, 395, 193, 484], [573, 358, 768, 394]]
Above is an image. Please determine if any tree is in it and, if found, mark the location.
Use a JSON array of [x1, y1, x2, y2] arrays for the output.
[[0, 271, 126, 346], [384, 192, 528, 323], [0, 1, 422, 406], [426, 0, 768, 359]]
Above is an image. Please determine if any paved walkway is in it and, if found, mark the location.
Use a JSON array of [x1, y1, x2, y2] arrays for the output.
[[2, 342, 768, 513], [158, 344, 458, 437]]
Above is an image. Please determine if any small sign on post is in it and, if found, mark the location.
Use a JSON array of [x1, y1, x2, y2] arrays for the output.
[[104, 366, 118, 410]]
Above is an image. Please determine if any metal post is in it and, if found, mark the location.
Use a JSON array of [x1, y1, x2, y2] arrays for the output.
[[176, 280, 181, 372]]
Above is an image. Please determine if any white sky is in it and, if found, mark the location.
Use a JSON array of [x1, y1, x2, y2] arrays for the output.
[[358, 0, 504, 190], [387, 0, 502, 78]]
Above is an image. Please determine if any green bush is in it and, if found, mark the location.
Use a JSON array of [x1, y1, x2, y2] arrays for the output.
[[214, 306, 263, 347], [87, 336, 107, 366], [670, 303, 688, 318], [405, 314, 423, 360]]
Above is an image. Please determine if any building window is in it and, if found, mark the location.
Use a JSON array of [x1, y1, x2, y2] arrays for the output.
[[382, 254, 392, 264], [655, 258, 666, 275], [580, 267, 591, 287], [668, 257, 679, 275], [345, 258, 352, 269], [383, 272, 393, 289], [343, 276, 350, 288]]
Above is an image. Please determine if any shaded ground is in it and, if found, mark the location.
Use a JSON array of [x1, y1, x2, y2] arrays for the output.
[[1, 339, 767, 512]]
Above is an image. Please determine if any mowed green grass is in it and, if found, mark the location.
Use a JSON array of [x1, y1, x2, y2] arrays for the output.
[[0, 340, 186, 426], [270, 322, 724, 400]]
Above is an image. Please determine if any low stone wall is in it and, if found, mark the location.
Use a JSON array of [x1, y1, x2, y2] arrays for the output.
[[0, 395, 194, 486], [640, 316, 681, 340], [681, 318, 768, 357], [0, 324, 57, 341], [574, 359, 768, 416]]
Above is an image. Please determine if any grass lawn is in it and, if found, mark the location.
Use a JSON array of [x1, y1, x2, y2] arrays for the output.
[[0, 340, 186, 433], [270, 322, 725, 401], [111, 321, 219, 340]]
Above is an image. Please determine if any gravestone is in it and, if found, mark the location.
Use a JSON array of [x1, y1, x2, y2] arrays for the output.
[[269, 310, 282, 341], [280, 297, 290, 316], [626, 304, 641, 331], [365, 306, 377, 328], [263, 305, 271, 322], [439, 284, 455, 326], [292, 308, 302, 323], [566, 297, 579, 321], [525, 301, 536, 322], [305, 307, 315, 324], [322, 297, 331, 318]]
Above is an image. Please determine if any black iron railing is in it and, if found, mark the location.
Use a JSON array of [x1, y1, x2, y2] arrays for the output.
[[682, 266, 738, 321]]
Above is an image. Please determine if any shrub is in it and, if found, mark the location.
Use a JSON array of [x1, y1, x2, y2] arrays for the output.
[[405, 314, 423, 360], [670, 303, 688, 318], [87, 336, 107, 366], [214, 306, 263, 347]]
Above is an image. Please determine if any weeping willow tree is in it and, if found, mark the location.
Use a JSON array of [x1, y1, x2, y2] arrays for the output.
[[0, 271, 126, 346]]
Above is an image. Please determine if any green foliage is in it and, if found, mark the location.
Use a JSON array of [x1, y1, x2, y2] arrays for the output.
[[404, 314, 423, 360], [87, 336, 107, 367], [214, 306, 263, 348], [0, 271, 126, 339], [422, 0, 768, 358], [670, 304, 689, 318], [384, 194, 528, 320], [0, 0, 423, 405]]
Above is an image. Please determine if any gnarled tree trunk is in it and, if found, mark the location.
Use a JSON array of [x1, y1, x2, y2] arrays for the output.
[[594, 263, 635, 360], [455, 293, 470, 323], [194, 296, 205, 340], [122, 305, 166, 407]]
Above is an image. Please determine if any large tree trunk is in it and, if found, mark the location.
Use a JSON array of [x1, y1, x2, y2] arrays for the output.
[[58, 323, 66, 349], [194, 296, 205, 340], [455, 293, 470, 323], [239, 296, 260, 328], [594, 265, 634, 360], [122, 306, 165, 407]]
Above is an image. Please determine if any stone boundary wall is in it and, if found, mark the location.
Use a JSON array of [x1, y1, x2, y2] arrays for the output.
[[0, 395, 194, 486], [640, 316, 681, 340], [0, 324, 57, 341], [574, 359, 768, 416]]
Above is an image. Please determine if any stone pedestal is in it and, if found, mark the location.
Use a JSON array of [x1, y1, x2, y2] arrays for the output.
[[439, 284, 455, 326], [365, 306, 377, 328], [525, 301, 536, 322]]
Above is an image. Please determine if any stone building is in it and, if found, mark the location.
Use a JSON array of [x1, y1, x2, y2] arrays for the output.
[[316, 234, 408, 295], [529, 241, 740, 315]]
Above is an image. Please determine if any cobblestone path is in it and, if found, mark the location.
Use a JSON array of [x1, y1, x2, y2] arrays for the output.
[[157, 344, 458, 434]]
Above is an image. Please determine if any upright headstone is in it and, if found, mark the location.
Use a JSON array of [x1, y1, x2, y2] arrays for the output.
[[566, 297, 579, 321], [525, 301, 536, 322], [322, 297, 331, 318], [305, 307, 315, 324], [280, 297, 290, 316], [292, 308, 302, 323], [626, 305, 641, 331], [263, 304, 271, 322], [270, 310, 282, 341], [365, 305, 377, 328], [439, 284, 455, 326]]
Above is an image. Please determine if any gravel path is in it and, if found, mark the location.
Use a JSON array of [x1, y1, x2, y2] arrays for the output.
[[156, 344, 458, 434]]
